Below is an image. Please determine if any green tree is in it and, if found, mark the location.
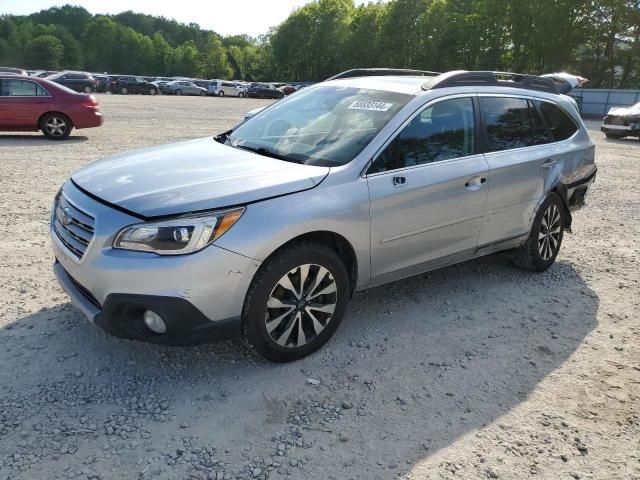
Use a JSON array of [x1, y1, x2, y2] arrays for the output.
[[24, 34, 64, 69], [200, 34, 233, 79]]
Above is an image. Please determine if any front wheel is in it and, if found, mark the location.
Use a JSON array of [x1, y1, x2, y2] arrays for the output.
[[218, 91, 225, 97], [83, 85, 92, 93], [513, 193, 565, 272], [243, 243, 350, 362], [121, 87, 128, 95], [40, 113, 72, 140], [175, 89, 182, 96], [149, 88, 157, 95], [200, 90, 206, 96]]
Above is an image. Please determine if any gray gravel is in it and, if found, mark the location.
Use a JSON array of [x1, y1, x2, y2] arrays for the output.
[[0, 95, 638, 479]]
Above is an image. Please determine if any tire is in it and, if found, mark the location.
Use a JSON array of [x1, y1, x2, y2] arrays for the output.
[[605, 133, 622, 139], [238, 92, 244, 98], [200, 90, 206, 96], [149, 88, 157, 95], [40, 113, 73, 140], [513, 193, 565, 272], [175, 89, 182, 96], [243, 242, 350, 362], [121, 87, 128, 95], [218, 91, 225, 97], [83, 85, 92, 94]]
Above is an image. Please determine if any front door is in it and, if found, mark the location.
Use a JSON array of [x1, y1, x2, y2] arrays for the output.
[[367, 96, 489, 280]]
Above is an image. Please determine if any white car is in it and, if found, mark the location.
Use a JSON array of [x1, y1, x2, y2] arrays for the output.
[[208, 80, 245, 97]]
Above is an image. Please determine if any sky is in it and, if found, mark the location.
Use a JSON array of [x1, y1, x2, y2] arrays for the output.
[[1, 0, 372, 37]]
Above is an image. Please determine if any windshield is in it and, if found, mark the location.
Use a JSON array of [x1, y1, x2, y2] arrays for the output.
[[228, 85, 412, 166]]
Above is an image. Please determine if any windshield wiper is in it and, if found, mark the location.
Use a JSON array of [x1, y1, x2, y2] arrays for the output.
[[233, 144, 305, 164]]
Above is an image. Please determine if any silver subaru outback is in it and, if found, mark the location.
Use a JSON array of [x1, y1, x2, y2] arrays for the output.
[[51, 70, 597, 362]]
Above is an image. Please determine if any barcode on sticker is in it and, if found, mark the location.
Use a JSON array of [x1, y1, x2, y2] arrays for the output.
[[348, 101, 393, 112]]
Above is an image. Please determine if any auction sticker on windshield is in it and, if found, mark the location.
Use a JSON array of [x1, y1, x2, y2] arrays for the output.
[[348, 101, 393, 112]]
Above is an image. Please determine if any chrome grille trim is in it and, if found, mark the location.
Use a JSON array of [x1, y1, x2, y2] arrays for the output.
[[53, 194, 96, 260]]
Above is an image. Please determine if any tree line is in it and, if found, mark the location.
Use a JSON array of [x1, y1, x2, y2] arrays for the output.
[[0, 1, 638, 87]]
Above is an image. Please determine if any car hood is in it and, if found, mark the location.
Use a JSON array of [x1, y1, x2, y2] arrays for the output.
[[607, 105, 640, 116], [72, 137, 330, 217]]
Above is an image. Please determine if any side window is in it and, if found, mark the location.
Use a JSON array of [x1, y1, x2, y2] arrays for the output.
[[530, 100, 552, 145], [9, 80, 38, 96], [481, 97, 534, 152], [36, 84, 48, 96], [538, 101, 578, 141], [369, 97, 475, 174], [0, 80, 8, 96]]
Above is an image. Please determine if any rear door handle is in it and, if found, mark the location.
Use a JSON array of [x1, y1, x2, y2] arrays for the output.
[[465, 176, 487, 191], [542, 159, 557, 170], [392, 176, 407, 187]]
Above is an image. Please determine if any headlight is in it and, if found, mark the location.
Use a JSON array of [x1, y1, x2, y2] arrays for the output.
[[113, 208, 244, 255]]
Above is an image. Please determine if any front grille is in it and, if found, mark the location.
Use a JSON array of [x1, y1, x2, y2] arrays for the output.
[[53, 194, 95, 260]]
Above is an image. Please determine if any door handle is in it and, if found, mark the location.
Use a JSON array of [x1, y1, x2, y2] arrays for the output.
[[465, 176, 487, 191], [542, 159, 557, 170], [392, 176, 407, 187]]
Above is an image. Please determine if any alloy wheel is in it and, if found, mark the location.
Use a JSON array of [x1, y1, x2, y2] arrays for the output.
[[265, 264, 337, 348], [44, 117, 67, 137], [538, 204, 561, 261]]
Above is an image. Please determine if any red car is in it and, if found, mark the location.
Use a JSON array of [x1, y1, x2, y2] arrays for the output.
[[0, 75, 103, 140]]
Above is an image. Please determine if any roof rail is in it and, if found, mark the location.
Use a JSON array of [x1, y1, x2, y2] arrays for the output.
[[422, 70, 560, 94], [327, 68, 441, 81]]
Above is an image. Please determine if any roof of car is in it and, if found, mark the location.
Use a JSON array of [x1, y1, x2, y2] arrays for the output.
[[324, 76, 429, 95]]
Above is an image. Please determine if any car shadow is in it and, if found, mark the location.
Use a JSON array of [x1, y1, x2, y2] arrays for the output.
[[603, 136, 639, 144], [0, 134, 89, 146], [0, 255, 598, 479]]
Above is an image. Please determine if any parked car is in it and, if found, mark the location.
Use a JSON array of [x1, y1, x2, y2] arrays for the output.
[[161, 80, 207, 96], [0, 66, 28, 76], [50, 69, 596, 362], [0, 75, 103, 139], [47, 71, 96, 93], [33, 70, 59, 78], [278, 85, 297, 96], [206, 80, 245, 97], [601, 102, 640, 140], [247, 83, 284, 99], [93, 75, 109, 93], [108, 76, 159, 95]]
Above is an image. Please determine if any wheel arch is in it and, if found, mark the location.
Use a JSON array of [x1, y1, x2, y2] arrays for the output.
[[38, 111, 74, 129], [255, 230, 358, 298]]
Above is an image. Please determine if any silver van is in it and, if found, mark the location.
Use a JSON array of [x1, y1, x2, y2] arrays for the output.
[[51, 70, 596, 362]]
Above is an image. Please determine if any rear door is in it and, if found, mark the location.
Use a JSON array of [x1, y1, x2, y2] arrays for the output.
[[367, 96, 489, 279], [0, 79, 52, 128], [476, 95, 554, 247]]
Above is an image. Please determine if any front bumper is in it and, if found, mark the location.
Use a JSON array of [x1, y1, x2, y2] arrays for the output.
[[601, 123, 640, 136], [51, 181, 261, 345]]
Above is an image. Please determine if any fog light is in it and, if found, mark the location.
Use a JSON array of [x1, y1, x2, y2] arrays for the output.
[[143, 309, 166, 334]]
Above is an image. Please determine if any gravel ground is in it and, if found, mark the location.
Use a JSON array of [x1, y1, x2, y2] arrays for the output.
[[0, 95, 638, 480]]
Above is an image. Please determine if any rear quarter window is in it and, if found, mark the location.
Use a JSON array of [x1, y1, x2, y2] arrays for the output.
[[537, 101, 578, 141]]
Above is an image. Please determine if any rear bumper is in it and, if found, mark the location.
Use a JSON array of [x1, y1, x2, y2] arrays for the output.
[[53, 262, 241, 345], [74, 111, 103, 129]]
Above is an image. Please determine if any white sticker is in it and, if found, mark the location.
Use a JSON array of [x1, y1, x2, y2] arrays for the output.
[[348, 101, 393, 112]]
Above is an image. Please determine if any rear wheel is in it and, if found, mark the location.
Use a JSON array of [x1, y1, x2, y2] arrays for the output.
[[218, 91, 225, 97], [149, 88, 157, 95], [513, 193, 565, 272], [121, 87, 128, 95], [83, 85, 92, 93], [40, 113, 72, 140], [243, 243, 350, 362], [200, 90, 206, 96], [175, 89, 182, 96]]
